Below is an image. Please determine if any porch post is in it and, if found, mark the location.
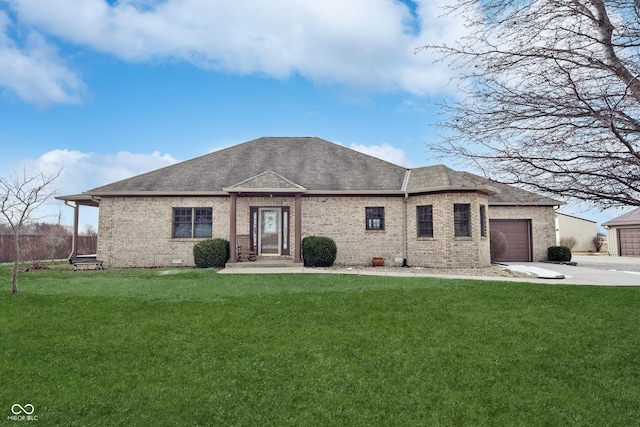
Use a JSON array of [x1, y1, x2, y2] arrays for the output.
[[70, 202, 79, 260], [295, 193, 302, 263], [229, 193, 238, 263]]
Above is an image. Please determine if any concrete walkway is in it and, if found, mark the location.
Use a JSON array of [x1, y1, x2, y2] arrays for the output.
[[219, 256, 640, 287]]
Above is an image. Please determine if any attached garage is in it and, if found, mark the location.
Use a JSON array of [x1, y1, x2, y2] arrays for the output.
[[490, 219, 532, 262]]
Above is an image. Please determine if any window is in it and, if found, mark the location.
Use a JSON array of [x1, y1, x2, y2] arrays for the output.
[[480, 205, 487, 237], [454, 204, 471, 237], [173, 208, 212, 238], [366, 207, 385, 230], [417, 205, 434, 237]]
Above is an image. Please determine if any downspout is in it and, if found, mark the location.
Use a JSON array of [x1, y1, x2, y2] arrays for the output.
[[401, 170, 411, 267], [64, 200, 79, 261], [403, 193, 408, 266]]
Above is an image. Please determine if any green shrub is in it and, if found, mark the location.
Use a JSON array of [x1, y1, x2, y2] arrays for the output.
[[193, 238, 229, 268], [302, 236, 337, 267], [548, 245, 572, 262]]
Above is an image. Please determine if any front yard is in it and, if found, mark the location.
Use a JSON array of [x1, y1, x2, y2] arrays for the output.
[[2, 264, 639, 426]]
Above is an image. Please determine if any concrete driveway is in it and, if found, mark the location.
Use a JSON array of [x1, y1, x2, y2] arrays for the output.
[[503, 255, 640, 286]]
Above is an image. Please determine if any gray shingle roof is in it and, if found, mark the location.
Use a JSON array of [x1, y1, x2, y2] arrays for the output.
[[88, 137, 406, 193], [406, 165, 493, 191], [456, 171, 561, 205], [80, 136, 561, 205], [602, 207, 640, 227]]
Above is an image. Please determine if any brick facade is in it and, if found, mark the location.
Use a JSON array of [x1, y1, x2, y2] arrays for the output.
[[302, 196, 405, 266], [406, 193, 491, 268], [97, 196, 229, 268], [488, 205, 557, 262], [96, 192, 556, 269]]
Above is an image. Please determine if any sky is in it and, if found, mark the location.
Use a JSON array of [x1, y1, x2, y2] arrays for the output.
[[0, 0, 631, 232]]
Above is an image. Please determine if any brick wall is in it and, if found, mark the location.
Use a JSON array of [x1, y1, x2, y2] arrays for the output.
[[98, 196, 230, 268], [97, 194, 553, 268], [406, 193, 491, 268], [488, 205, 557, 262], [302, 196, 405, 266]]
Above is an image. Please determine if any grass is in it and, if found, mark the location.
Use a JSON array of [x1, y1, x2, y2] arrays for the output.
[[2, 263, 640, 426]]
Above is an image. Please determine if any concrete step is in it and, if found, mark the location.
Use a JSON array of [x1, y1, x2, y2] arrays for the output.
[[225, 259, 303, 269]]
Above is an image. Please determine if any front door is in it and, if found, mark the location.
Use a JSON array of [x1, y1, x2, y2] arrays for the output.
[[259, 208, 280, 255]]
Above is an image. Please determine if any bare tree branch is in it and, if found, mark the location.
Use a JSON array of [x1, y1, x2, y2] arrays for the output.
[[421, 0, 640, 208], [0, 167, 61, 293]]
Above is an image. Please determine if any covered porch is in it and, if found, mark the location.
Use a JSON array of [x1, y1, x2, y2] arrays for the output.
[[224, 170, 305, 265], [55, 194, 100, 263]]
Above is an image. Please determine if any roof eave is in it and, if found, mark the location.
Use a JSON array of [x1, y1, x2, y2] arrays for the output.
[[55, 194, 100, 207], [406, 185, 500, 196], [86, 191, 230, 197], [489, 201, 562, 206], [602, 221, 640, 227]]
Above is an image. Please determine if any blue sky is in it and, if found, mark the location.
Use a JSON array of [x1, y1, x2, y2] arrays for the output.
[[0, 0, 628, 231]]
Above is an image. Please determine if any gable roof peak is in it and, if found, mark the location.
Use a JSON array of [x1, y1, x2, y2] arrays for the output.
[[224, 170, 307, 193]]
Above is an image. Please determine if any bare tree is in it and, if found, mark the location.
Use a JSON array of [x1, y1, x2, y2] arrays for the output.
[[82, 224, 97, 237], [0, 167, 61, 293], [559, 236, 578, 250], [592, 234, 605, 252], [421, 0, 640, 208], [37, 222, 71, 261]]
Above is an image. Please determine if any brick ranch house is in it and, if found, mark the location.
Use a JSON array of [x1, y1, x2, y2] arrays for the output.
[[57, 137, 560, 269]]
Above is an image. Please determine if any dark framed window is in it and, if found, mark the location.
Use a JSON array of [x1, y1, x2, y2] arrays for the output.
[[417, 205, 434, 237], [480, 205, 487, 237], [173, 208, 212, 238], [366, 207, 385, 230], [454, 204, 471, 237]]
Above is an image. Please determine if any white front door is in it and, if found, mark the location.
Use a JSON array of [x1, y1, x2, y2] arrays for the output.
[[259, 208, 281, 255]]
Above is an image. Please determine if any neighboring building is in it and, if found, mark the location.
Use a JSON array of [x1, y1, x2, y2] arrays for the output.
[[602, 208, 640, 257], [555, 213, 597, 252], [57, 137, 560, 268]]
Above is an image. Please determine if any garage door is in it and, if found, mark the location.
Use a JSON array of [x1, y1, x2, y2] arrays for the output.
[[618, 228, 640, 257], [489, 219, 532, 262]]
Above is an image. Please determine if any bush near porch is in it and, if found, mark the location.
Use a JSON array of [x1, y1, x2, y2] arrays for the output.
[[193, 238, 229, 268], [301, 236, 337, 267]]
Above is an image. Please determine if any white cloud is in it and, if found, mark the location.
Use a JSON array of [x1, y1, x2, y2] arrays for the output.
[[44, 149, 178, 194], [7, 149, 178, 226], [349, 142, 415, 167], [0, 11, 85, 106], [3, 0, 468, 105]]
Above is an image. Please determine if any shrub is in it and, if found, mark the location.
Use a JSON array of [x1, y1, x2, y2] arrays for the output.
[[548, 245, 572, 262], [193, 238, 229, 268], [302, 236, 337, 267], [592, 235, 604, 252], [490, 230, 508, 262], [559, 236, 578, 250]]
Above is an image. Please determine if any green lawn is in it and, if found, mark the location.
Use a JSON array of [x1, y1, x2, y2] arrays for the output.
[[2, 264, 639, 426]]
